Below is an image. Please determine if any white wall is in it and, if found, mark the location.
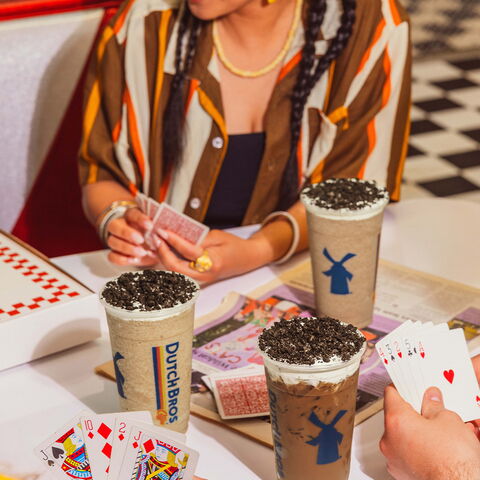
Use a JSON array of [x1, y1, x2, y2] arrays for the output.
[[0, 9, 103, 231]]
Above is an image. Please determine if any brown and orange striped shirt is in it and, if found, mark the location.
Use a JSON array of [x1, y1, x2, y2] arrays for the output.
[[79, 0, 411, 225]]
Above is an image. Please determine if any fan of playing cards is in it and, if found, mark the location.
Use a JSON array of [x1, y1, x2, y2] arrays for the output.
[[376, 321, 480, 421], [136, 194, 209, 248], [35, 411, 199, 480]]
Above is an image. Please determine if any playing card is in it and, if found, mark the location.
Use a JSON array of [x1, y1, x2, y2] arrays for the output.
[[148, 197, 164, 223], [81, 411, 152, 480], [154, 203, 209, 245], [399, 322, 425, 411], [416, 327, 480, 422], [410, 322, 449, 410], [108, 418, 182, 480], [210, 368, 269, 419], [34, 411, 92, 480], [118, 426, 198, 480], [376, 321, 415, 404]]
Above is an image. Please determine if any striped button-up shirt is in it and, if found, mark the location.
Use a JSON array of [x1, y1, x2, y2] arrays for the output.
[[79, 0, 411, 225]]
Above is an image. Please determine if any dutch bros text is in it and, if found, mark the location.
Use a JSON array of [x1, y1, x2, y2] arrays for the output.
[[152, 341, 181, 424]]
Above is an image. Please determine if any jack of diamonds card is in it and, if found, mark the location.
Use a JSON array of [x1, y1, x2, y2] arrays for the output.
[[119, 428, 198, 480]]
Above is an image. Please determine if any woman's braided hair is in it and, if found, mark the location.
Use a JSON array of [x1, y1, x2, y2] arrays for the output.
[[162, 4, 203, 173], [162, 0, 357, 209]]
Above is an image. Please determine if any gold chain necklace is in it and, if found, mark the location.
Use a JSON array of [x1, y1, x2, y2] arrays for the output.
[[213, 0, 302, 79]]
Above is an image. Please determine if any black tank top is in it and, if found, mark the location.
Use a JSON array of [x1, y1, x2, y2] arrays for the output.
[[204, 132, 265, 229]]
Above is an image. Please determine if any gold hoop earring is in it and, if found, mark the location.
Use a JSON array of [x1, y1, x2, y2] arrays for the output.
[[267, 0, 277, 4]]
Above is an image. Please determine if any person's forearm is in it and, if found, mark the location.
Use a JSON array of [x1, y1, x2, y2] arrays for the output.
[[249, 201, 309, 265], [82, 181, 134, 226]]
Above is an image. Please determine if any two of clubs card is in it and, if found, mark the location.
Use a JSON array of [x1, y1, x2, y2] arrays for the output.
[[376, 320, 480, 421], [34, 410, 199, 480], [135, 193, 209, 248]]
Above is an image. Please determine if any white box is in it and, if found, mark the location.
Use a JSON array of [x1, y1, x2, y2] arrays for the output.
[[0, 231, 101, 371]]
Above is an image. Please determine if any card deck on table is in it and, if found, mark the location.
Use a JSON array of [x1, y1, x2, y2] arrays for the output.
[[377, 323, 480, 421], [35, 411, 92, 479], [118, 425, 198, 480], [209, 366, 270, 420], [81, 411, 152, 480], [135, 194, 209, 246]]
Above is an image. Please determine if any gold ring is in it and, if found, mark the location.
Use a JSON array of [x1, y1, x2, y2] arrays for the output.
[[190, 250, 213, 273]]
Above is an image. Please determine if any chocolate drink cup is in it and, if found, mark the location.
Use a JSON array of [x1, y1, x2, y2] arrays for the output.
[[261, 344, 365, 480], [301, 182, 389, 328], [100, 272, 199, 434]]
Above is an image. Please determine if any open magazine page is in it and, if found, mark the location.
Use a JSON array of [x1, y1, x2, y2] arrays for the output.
[[190, 259, 480, 445]]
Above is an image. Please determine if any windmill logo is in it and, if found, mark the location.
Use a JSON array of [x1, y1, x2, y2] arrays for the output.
[[322, 248, 356, 294], [306, 410, 347, 465]]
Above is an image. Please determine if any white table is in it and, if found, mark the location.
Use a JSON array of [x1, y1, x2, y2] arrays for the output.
[[1, 198, 479, 480]]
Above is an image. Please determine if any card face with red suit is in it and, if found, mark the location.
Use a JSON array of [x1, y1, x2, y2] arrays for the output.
[[118, 425, 198, 480], [81, 411, 152, 480], [35, 411, 199, 480], [377, 322, 480, 421]]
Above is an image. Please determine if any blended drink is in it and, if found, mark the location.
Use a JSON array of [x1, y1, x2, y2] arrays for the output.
[[301, 178, 389, 328], [101, 270, 199, 433], [259, 316, 365, 480]]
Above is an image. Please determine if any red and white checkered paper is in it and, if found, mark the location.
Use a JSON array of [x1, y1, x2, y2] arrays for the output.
[[0, 233, 90, 321]]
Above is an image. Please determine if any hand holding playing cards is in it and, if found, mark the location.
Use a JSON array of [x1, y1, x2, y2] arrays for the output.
[[381, 374, 480, 479], [156, 229, 270, 283], [107, 208, 160, 266]]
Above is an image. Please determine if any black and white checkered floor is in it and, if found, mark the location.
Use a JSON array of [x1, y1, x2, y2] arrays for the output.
[[405, 0, 480, 57], [403, 55, 480, 204]]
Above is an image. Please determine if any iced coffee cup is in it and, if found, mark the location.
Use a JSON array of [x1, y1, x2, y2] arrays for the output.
[[100, 270, 199, 433], [259, 316, 366, 480], [301, 178, 389, 328]]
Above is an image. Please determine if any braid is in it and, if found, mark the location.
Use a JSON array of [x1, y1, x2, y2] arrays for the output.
[[162, 5, 202, 175], [278, 0, 357, 210]]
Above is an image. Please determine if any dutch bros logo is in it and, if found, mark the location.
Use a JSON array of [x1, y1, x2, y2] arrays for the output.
[[152, 342, 181, 424]]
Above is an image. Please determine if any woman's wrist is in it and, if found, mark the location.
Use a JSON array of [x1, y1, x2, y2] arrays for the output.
[[249, 214, 296, 265], [246, 233, 280, 267], [96, 199, 138, 245]]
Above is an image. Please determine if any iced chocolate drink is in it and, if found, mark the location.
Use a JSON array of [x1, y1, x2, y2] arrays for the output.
[[259, 316, 366, 480], [100, 270, 199, 433], [301, 178, 389, 328]]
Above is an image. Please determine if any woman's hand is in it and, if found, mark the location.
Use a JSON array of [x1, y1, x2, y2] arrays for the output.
[[380, 383, 480, 480], [106, 208, 159, 266], [154, 228, 272, 283]]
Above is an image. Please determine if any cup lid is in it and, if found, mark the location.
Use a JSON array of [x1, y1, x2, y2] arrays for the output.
[[100, 270, 199, 320]]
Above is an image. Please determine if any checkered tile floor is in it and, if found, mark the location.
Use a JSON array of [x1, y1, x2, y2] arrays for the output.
[[405, 0, 480, 57], [403, 55, 480, 204]]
